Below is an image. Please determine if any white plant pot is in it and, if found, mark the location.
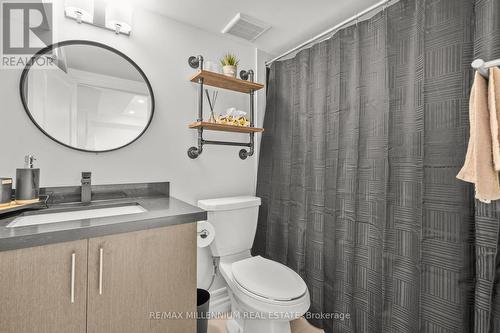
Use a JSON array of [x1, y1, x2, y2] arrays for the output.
[[223, 65, 237, 77]]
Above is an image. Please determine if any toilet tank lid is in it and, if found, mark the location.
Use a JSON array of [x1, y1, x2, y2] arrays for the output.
[[198, 196, 261, 211]]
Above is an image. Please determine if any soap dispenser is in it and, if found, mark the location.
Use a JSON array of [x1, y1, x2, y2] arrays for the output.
[[15, 155, 40, 204]]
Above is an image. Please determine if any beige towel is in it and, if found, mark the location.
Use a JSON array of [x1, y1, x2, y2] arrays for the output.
[[457, 70, 500, 203]]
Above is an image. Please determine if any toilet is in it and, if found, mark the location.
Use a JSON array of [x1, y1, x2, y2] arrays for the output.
[[198, 196, 310, 333]]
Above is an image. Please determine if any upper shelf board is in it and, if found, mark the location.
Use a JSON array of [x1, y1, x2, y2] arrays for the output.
[[190, 70, 264, 93]]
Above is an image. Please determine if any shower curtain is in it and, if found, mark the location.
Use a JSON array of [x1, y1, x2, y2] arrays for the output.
[[254, 0, 500, 332]]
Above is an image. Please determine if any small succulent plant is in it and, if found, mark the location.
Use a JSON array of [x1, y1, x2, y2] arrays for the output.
[[220, 53, 239, 67]]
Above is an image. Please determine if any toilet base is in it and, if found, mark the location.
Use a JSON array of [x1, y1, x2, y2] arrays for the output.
[[225, 290, 293, 333]]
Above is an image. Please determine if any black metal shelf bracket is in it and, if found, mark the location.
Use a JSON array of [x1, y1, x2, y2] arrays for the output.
[[187, 55, 257, 160]]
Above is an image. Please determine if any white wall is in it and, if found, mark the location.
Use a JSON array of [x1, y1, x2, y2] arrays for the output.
[[0, 0, 272, 292], [0, 0, 267, 205]]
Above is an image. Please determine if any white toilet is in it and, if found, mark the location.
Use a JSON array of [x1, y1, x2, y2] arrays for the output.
[[198, 196, 310, 333]]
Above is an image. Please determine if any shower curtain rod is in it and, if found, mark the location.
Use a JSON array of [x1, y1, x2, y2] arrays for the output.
[[265, 0, 391, 67], [472, 58, 500, 78]]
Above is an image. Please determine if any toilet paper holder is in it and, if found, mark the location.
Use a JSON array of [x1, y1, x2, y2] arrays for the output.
[[197, 221, 215, 248], [198, 229, 210, 239]]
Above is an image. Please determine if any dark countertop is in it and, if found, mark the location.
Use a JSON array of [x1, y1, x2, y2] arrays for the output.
[[0, 182, 207, 252]]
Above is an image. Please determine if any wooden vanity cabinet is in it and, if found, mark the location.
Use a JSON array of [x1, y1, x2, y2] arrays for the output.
[[0, 223, 197, 333], [87, 223, 197, 333], [0, 240, 88, 333]]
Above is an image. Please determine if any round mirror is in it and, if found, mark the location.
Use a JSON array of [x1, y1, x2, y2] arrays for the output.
[[20, 40, 154, 152]]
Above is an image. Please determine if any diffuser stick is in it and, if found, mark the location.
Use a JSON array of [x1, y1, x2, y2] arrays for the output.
[[205, 89, 218, 123]]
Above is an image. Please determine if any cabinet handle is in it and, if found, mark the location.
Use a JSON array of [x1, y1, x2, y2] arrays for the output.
[[99, 248, 103, 295], [70, 252, 76, 304]]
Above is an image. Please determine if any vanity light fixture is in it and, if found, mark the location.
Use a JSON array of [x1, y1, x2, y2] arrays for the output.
[[64, 0, 132, 36], [65, 0, 94, 24], [105, 4, 133, 35]]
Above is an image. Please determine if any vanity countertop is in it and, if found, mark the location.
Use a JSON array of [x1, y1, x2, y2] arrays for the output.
[[0, 182, 207, 252]]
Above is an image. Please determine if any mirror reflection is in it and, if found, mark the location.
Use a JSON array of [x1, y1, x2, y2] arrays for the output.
[[21, 42, 154, 152]]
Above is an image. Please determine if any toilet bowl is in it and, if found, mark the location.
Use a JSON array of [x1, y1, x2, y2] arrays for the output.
[[220, 254, 310, 333], [198, 196, 311, 333]]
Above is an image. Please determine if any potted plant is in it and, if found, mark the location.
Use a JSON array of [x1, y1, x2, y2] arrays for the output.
[[220, 53, 239, 77]]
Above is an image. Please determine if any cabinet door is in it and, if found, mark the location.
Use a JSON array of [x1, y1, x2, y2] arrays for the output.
[[87, 223, 197, 333], [0, 240, 88, 333]]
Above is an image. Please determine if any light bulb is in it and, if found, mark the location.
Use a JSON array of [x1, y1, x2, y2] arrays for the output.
[[65, 0, 94, 24]]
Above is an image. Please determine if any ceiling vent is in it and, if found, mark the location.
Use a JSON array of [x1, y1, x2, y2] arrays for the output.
[[221, 13, 271, 42]]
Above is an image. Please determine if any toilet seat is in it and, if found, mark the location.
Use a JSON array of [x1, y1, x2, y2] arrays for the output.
[[231, 256, 307, 301]]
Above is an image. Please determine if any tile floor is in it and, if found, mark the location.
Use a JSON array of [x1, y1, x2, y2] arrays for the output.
[[208, 317, 324, 333]]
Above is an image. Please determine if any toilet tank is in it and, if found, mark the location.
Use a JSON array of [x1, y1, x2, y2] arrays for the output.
[[198, 196, 261, 257]]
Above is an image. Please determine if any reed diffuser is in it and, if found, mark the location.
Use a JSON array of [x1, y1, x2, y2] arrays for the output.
[[205, 89, 219, 123]]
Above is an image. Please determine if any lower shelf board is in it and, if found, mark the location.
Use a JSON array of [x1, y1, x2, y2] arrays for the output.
[[188, 122, 264, 133]]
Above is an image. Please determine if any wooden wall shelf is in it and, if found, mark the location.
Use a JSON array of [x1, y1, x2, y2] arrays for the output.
[[190, 70, 264, 94], [189, 122, 264, 133], [186, 55, 264, 159]]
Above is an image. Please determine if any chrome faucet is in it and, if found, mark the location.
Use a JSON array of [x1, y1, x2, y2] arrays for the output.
[[81, 172, 92, 204]]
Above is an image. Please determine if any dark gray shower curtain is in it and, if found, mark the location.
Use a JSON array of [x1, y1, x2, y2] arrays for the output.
[[254, 0, 500, 332]]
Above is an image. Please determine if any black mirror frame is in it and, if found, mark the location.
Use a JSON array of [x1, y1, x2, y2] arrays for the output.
[[19, 40, 155, 153]]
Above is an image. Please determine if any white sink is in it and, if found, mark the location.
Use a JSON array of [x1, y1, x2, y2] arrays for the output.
[[7, 204, 147, 228]]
